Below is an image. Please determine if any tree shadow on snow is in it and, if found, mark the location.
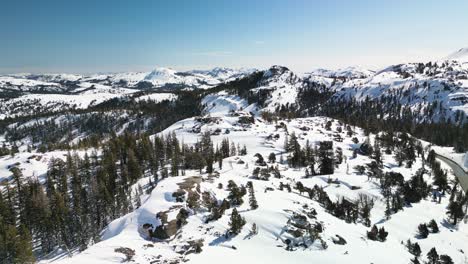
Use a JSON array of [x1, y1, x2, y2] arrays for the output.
[[441, 219, 458, 231], [209, 233, 234, 247]]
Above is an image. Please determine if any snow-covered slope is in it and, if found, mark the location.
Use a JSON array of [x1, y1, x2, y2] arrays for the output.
[[39, 93, 468, 264], [0, 67, 254, 94], [330, 61, 468, 123], [308, 66, 375, 80], [445, 47, 468, 63], [0, 67, 256, 119]]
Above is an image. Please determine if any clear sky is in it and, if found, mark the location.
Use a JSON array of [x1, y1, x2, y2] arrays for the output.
[[1, 0, 468, 73]]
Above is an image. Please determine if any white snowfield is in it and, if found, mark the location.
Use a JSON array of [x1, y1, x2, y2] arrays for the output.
[[0, 67, 256, 119], [0, 85, 137, 119], [135, 93, 178, 103], [446, 48, 468, 63], [34, 93, 468, 264], [2, 49, 468, 263], [331, 62, 468, 123]]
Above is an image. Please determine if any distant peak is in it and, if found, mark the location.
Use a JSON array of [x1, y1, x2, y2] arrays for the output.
[[445, 47, 468, 62], [263, 65, 290, 77]]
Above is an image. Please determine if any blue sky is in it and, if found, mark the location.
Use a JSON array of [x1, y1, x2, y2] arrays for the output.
[[1, 0, 468, 73]]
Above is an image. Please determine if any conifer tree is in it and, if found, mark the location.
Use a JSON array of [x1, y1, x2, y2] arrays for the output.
[[247, 182, 258, 210], [228, 208, 246, 235], [426, 247, 439, 264]]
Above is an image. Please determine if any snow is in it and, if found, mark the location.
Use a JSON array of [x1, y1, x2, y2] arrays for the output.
[[0, 76, 60, 88], [331, 64, 468, 122], [201, 92, 253, 116], [1, 63, 468, 264], [135, 93, 177, 103], [308, 66, 375, 79], [0, 86, 137, 119], [0, 150, 95, 185], [43, 93, 468, 264], [445, 47, 468, 63]]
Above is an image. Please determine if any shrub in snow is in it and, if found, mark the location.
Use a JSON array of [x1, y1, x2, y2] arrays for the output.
[[367, 225, 387, 242], [428, 219, 439, 233], [417, 223, 429, 238], [406, 239, 421, 257], [114, 247, 135, 262]]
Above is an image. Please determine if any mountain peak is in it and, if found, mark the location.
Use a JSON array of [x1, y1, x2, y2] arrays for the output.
[[445, 47, 468, 62]]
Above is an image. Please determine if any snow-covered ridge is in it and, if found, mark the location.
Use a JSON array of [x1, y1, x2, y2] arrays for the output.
[[0, 67, 255, 94], [308, 66, 375, 80], [445, 47, 468, 63], [45, 100, 468, 263]]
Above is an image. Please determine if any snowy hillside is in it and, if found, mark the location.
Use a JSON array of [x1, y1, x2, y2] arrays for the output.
[[31, 93, 467, 264], [330, 61, 468, 123], [0, 67, 254, 95], [1, 49, 467, 264], [446, 48, 468, 63], [0, 67, 254, 119], [308, 66, 375, 80]]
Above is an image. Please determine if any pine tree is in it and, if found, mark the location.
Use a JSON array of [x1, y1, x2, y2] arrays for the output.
[[367, 225, 378, 241], [378, 226, 388, 241], [249, 223, 258, 236], [247, 182, 258, 210], [446, 192, 465, 225], [228, 208, 246, 235], [417, 223, 429, 238], [385, 197, 391, 220], [15, 225, 35, 264], [318, 141, 334, 175], [426, 247, 439, 264], [428, 219, 439, 233], [268, 152, 276, 163], [227, 181, 244, 206], [127, 149, 141, 182]]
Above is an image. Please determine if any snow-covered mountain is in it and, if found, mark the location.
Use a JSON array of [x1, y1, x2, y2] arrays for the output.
[[21, 92, 465, 264], [1, 49, 468, 264], [445, 47, 468, 63], [308, 66, 375, 80], [0, 67, 256, 119], [330, 60, 468, 123], [0, 67, 255, 95]]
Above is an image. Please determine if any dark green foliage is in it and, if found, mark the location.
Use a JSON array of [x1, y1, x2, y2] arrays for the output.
[[367, 225, 388, 242], [227, 180, 245, 206], [417, 223, 429, 238], [446, 191, 466, 225], [228, 208, 246, 235], [428, 219, 439, 233], [427, 247, 439, 264], [247, 182, 258, 210], [406, 239, 421, 257], [439, 254, 454, 264]]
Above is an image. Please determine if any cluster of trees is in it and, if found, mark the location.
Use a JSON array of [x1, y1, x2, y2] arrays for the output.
[[366, 225, 388, 242], [284, 132, 336, 175], [0, 90, 203, 152], [314, 97, 467, 152], [0, 129, 245, 258], [427, 151, 467, 225], [252, 165, 281, 181], [408, 246, 454, 264], [406, 239, 422, 259], [417, 219, 439, 239], [0, 142, 18, 157], [352, 134, 438, 220], [295, 182, 375, 226]]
